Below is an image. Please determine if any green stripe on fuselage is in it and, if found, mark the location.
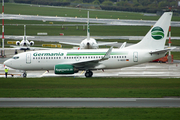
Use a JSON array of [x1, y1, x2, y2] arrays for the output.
[[67, 52, 128, 56]]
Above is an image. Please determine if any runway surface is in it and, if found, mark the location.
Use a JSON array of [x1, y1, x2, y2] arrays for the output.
[[1, 14, 180, 27], [0, 98, 179, 108], [1, 35, 180, 51]]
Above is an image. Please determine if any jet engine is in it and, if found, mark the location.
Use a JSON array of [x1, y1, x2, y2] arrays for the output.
[[30, 41, 34, 46], [54, 64, 79, 74], [16, 41, 20, 46]]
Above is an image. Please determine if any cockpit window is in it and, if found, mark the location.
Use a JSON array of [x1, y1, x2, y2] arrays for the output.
[[12, 56, 19, 59]]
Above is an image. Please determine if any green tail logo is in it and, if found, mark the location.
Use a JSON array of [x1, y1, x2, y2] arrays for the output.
[[151, 26, 164, 40]]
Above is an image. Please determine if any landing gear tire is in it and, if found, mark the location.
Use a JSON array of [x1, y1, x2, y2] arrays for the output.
[[85, 70, 93, 78], [23, 72, 27, 78], [15, 50, 18, 54]]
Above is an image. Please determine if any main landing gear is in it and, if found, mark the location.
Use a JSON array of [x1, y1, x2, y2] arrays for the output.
[[85, 70, 93, 78]]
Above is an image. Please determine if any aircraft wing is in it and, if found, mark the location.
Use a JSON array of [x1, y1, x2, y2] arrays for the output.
[[0, 47, 19, 50], [97, 42, 117, 46], [149, 47, 176, 54], [59, 41, 80, 46], [61, 47, 113, 69]]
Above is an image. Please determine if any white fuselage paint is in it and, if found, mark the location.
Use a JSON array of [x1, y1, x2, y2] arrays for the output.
[[4, 48, 164, 71]]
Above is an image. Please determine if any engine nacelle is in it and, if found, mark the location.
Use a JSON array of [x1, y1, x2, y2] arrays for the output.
[[30, 41, 34, 46], [54, 64, 79, 74], [16, 41, 20, 46]]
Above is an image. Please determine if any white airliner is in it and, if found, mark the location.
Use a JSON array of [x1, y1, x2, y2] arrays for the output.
[[10, 25, 35, 52], [1, 25, 49, 54], [4, 12, 175, 77], [59, 11, 117, 49]]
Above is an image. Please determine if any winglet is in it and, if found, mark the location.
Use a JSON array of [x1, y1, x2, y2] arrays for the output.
[[119, 42, 126, 49], [102, 46, 113, 60]]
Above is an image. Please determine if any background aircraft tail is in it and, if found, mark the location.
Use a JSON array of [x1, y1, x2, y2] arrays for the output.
[[126, 12, 172, 50], [87, 11, 90, 40]]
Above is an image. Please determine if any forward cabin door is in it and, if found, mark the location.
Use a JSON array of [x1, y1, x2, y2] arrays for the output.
[[133, 52, 138, 62], [26, 53, 31, 64]]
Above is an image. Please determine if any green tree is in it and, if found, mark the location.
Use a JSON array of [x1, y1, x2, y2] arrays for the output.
[[102, 0, 113, 6], [158, 1, 168, 8], [116, 1, 131, 7], [93, 0, 100, 5]]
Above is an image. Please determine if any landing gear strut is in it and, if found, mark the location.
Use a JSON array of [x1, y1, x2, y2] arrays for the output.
[[85, 70, 93, 78], [23, 72, 27, 78]]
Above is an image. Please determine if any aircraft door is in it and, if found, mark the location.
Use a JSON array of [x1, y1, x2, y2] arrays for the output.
[[26, 53, 31, 64], [133, 52, 138, 62]]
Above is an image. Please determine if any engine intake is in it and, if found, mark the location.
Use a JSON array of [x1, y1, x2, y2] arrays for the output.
[[30, 41, 34, 46], [54, 64, 78, 74], [16, 41, 20, 46]]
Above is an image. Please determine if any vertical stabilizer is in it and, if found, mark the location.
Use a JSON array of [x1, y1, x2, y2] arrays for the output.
[[126, 12, 172, 50], [87, 11, 90, 40], [24, 25, 26, 41]]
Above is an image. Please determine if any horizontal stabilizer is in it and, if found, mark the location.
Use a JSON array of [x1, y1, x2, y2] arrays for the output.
[[59, 41, 80, 46], [149, 47, 176, 54], [97, 42, 117, 46]]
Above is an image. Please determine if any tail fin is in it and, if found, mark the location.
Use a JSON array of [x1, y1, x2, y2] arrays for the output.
[[126, 12, 172, 50], [87, 11, 90, 40], [23, 25, 27, 41]]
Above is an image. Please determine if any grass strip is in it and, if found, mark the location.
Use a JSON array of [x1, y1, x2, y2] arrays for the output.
[[0, 108, 180, 120], [0, 77, 179, 98]]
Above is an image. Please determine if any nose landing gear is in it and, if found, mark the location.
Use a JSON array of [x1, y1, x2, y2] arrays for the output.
[[23, 72, 27, 78]]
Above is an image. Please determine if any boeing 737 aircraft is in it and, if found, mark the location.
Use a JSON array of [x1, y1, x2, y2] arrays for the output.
[[59, 11, 117, 49], [4, 12, 174, 77]]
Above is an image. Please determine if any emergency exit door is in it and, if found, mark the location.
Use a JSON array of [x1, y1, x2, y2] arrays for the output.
[[26, 53, 31, 64], [133, 52, 138, 62]]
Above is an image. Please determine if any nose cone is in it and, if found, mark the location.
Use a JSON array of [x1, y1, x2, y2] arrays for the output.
[[3, 59, 12, 68]]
